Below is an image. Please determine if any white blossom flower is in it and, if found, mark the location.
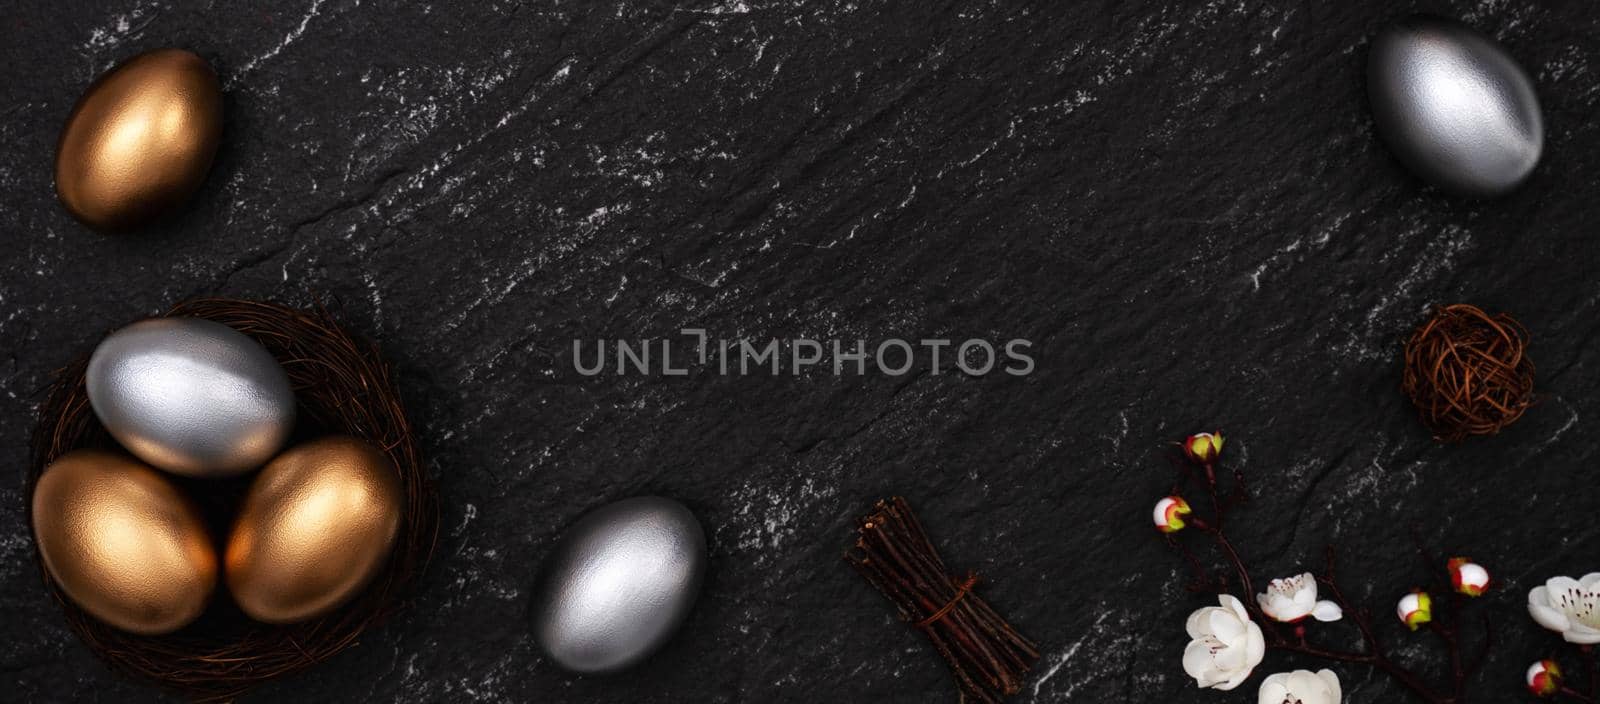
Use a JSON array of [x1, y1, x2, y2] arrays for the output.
[[1258, 669, 1341, 704], [1257, 573, 1342, 623], [1528, 573, 1600, 644], [1183, 594, 1265, 691]]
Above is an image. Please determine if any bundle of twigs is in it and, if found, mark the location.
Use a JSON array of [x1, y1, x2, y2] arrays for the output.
[[845, 497, 1038, 702]]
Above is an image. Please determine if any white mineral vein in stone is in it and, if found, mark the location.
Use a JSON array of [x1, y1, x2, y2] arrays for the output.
[[231, 0, 328, 84], [1032, 611, 1113, 699]]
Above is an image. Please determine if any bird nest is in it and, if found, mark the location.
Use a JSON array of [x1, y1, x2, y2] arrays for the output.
[[26, 298, 438, 701]]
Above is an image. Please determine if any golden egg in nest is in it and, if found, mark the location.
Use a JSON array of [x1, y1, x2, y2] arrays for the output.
[[55, 48, 222, 231], [225, 436, 403, 624], [31, 450, 218, 635]]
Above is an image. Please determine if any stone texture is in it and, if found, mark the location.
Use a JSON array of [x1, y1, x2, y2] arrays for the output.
[[3, 1, 1599, 702]]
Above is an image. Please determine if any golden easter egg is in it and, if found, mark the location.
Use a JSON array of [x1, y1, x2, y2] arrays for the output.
[[225, 436, 402, 624], [55, 48, 222, 231], [31, 450, 218, 635]]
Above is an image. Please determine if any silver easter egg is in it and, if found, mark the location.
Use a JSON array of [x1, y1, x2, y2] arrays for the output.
[[86, 317, 295, 477], [1367, 15, 1543, 197], [533, 496, 707, 674]]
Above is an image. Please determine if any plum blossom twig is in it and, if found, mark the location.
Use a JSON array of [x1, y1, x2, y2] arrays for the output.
[[1157, 431, 1492, 704]]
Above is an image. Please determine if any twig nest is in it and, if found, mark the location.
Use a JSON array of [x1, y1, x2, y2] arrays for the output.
[[28, 298, 437, 702], [1401, 303, 1535, 442]]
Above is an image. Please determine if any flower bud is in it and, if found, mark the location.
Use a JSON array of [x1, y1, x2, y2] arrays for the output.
[[1153, 496, 1192, 534], [1396, 590, 1432, 631], [1526, 660, 1562, 697], [1448, 558, 1490, 597], [1183, 432, 1224, 464]]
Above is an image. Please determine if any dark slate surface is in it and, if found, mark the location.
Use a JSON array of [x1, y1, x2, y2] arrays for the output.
[[3, 1, 1599, 702]]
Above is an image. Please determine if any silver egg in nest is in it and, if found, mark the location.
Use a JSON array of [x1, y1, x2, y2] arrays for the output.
[[86, 317, 296, 478], [533, 496, 707, 674], [1367, 15, 1543, 197]]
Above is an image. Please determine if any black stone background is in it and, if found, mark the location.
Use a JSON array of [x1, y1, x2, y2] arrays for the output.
[[2, 1, 1598, 702]]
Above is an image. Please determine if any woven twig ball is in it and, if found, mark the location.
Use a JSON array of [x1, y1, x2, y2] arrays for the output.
[[26, 298, 437, 702], [1401, 303, 1535, 442]]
